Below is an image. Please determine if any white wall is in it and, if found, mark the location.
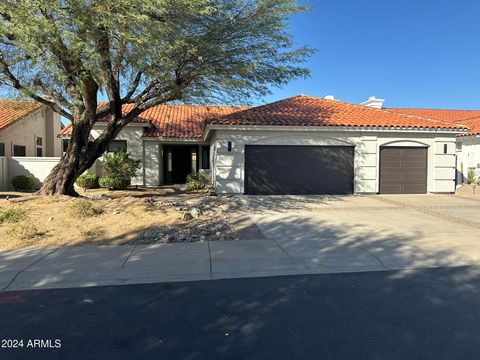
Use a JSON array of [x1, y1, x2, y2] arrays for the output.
[[210, 128, 458, 194], [0, 108, 62, 158], [144, 141, 161, 186], [456, 136, 480, 183], [3, 157, 60, 190]]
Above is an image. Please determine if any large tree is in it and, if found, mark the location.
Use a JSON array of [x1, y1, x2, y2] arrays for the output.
[[0, 0, 312, 195]]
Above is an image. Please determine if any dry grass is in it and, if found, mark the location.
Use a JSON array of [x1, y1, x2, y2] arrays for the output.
[[0, 189, 183, 249]]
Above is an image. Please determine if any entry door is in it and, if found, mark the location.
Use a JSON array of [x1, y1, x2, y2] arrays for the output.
[[379, 147, 427, 194], [244, 145, 354, 195]]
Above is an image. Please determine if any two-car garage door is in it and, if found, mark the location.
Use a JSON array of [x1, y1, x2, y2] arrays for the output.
[[244, 145, 354, 195], [244, 145, 428, 195]]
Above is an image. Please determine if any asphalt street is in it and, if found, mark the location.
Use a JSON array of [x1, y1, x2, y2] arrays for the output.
[[1, 266, 480, 359]]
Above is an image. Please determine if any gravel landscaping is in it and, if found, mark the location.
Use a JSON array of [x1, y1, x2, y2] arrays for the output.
[[0, 187, 242, 248]]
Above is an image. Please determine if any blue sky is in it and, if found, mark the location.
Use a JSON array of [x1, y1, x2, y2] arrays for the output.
[[262, 0, 480, 109]]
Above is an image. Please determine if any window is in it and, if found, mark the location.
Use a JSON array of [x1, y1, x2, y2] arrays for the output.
[[0, 143, 4, 157], [227, 141, 232, 152], [443, 144, 448, 154], [62, 139, 69, 153], [108, 140, 127, 153], [13, 145, 26, 157], [36, 136, 43, 157], [201, 146, 210, 169]]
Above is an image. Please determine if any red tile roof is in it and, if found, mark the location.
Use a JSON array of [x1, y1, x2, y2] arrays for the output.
[[211, 95, 468, 130], [387, 108, 480, 136], [58, 96, 469, 139], [58, 104, 248, 139], [136, 104, 249, 138], [0, 100, 44, 134]]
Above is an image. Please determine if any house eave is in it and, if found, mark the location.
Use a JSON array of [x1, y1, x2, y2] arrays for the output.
[[203, 124, 468, 140]]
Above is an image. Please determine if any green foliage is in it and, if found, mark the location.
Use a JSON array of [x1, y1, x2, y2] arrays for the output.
[[0, 206, 27, 224], [11, 175, 35, 191], [98, 151, 141, 190], [186, 172, 210, 192], [69, 199, 104, 218], [76, 173, 100, 190], [98, 175, 131, 190], [467, 168, 478, 185], [103, 151, 141, 179], [0, 0, 312, 106]]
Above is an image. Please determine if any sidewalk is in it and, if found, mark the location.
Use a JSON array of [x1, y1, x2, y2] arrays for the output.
[[2, 236, 480, 292]]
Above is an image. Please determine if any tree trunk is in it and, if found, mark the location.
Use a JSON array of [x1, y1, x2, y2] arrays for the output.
[[37, 146, 95, 196], [37, 134, 99, 196], [37, 114, 116, 196]]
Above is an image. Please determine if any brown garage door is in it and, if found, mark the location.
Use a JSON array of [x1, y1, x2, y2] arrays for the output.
[[379, 147, 427, 194], [244, 145, 354, 195]]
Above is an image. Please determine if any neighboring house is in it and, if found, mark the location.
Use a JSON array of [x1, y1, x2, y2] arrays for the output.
[[0, 100, 63, 191], [60, 95, 469, 195], [385, 108, 480, 185], [0, 100, 62, 158]]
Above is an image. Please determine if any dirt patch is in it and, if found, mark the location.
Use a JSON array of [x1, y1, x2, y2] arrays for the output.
[[0, 188, 239, 249], [455, 184, 480, 199]]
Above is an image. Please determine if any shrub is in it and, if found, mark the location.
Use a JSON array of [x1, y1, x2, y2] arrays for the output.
[[467, 168, 478, 185], [11, 175, 35, 192], [103, 151, 141, 178], [99, 176, 131, 190], [98, 151, 141, 190], [186, 172, 210, 192], [0, 207, 27, 224], [76, 173, 99, 190], [69, 199, 104, 218]]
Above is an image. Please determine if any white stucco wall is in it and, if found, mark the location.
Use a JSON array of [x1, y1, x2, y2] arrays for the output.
[[456, 136, 480, 183], [7, 157, 60, 190], [0, 108, 62, 158], [209, 128, 458, 194]]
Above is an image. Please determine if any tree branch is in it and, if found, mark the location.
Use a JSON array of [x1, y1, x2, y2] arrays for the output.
[[0, 53, 73, 120], [122, 72, 142, 102]]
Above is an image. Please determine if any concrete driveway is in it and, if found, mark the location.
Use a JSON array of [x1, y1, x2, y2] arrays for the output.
[[241, 194, 480, 271]]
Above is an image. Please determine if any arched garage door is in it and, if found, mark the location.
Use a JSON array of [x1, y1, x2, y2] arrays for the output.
[[379, 147, 427, 194], [244, 145, 354, 195]]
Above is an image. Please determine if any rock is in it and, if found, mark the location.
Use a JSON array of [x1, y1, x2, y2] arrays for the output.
[[200, 235, 206, 241], [143, 230, 155, 239], [190, 208, 202, 218], [215, 231, 221, 236], [182, 212, 193, 221], [166, 234, 177, 242], [48, 217, 54, 221]]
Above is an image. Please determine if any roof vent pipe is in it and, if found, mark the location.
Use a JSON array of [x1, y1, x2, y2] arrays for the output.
[[324, 95, 335, 100]]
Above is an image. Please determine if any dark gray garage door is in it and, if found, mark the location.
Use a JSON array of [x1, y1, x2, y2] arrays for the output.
[[244, 145, 354, 195], [379, 147, 427, 194]]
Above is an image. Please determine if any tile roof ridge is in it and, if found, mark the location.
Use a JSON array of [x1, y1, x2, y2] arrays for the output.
[[374, 107, 469, 129], [387, 107, 480, 112], [291, 95, 468, 129]]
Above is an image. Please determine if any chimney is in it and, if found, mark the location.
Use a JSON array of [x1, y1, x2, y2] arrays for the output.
[[324, 95, 335, 100], [360, 96, 385, 109]]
